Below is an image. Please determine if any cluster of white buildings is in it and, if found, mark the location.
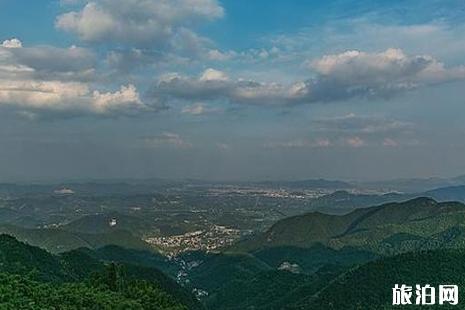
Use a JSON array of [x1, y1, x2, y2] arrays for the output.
[[145, 225, 241, 254]]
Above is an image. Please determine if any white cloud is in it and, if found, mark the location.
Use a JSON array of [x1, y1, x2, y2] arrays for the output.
[[0, 80, 89, 108], [182, 103, 206, 115], [181, 102, 219, 116], [312, 113, 414, 134], [0, 38, 149, 117], [264, 138, 333, 149], [56, 0, 225, 71], [0, 79, 145, 115], [142, 132, 192, 148], [199, 68, 229, 82], [346, 136, 365, 148], [154, 68, 308, 105], [2, 38, 22, 48], [0, 40, 96, 82], [383, 138, 399, 147], [320, 21, 465, 62], [92, 84, 143, 113], [56, 0, 223, 46], [308, 48, 465, 101], [151, 49, 465, 106], [264, 135, 418, 149], [207, 49, 236, 61]]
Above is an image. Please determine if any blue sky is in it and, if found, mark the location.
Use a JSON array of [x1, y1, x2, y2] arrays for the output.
[[1, 0, 465, 182]]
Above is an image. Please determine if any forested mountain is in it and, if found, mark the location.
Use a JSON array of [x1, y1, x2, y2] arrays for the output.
[[235, 197, 465, 255], [178, 197, 465, 309], [306, 249, 465, 309], [204, 248, 465, 309], [0, 235, 202, 310]]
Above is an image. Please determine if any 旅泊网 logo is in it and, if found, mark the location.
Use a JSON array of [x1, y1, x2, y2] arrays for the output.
[[392, 284, 458, 306]]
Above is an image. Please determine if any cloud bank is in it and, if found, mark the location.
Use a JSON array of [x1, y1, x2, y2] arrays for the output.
[[56, 0, 223, 46], [151, 48, 465, 106], [0, 38, 147, 117]]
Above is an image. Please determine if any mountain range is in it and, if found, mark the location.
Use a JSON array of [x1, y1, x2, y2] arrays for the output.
[[235, 197, 465, 255]]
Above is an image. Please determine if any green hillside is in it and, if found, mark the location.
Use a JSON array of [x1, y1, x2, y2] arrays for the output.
[[0, 224, 154, 253], [0, 234, 203, 310], [305, 249, 465, 309], [252, 244, 377, 273], [180, 251, 272, 292], [191, 197, 465, 309], [0, 272, 186, 310], [235, 198, 465, 255], [202, 264, 350, 310]]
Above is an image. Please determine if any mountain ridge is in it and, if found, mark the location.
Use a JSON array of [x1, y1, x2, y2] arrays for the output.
[[234, 197, 465, 254]]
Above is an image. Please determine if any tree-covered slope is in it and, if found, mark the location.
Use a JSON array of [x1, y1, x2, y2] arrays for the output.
[[252, 244, 378, 273], [305, 249, 465, 309], [0, 272, 188, 310], [235, 198, 465, 255], [0, 234, 203, 310], [201, 248, 465, 309]]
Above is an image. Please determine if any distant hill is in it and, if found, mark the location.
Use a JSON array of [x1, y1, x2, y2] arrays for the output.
[[302, 185, 465, 214], [234, 197, 465, 255], [62, 211, 158, 236], [306, 190, 410, 214], [0, 180, 174, 196], [0, 224, 154, 253], [255, 179, 353, 189], [360, 176, 464, 193], [425, 185, 465, 202]]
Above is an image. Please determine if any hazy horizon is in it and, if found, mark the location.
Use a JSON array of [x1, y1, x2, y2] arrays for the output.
[[2, 173, 465, 186]]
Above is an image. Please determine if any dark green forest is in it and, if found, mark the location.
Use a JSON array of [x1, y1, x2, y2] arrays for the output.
[[0, 235, 202, 309]]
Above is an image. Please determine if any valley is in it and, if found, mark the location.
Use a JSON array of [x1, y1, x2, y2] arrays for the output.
[[2, 180, 465, 308]]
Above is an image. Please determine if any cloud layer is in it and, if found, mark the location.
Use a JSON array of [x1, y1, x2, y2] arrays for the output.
[[308, 48, 465, 101], [151, 49, 465, 106], [0, 39, 147, 117]]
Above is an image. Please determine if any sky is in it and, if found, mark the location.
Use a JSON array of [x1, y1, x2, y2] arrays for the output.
[[1, 0, 465, 182]]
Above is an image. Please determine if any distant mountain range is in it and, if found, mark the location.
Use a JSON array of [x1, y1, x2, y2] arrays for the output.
[[234, 197, 465, 255], [304, 184, 465, 214], [2, 175, 465, 196], [425, 185, 465, 201]]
